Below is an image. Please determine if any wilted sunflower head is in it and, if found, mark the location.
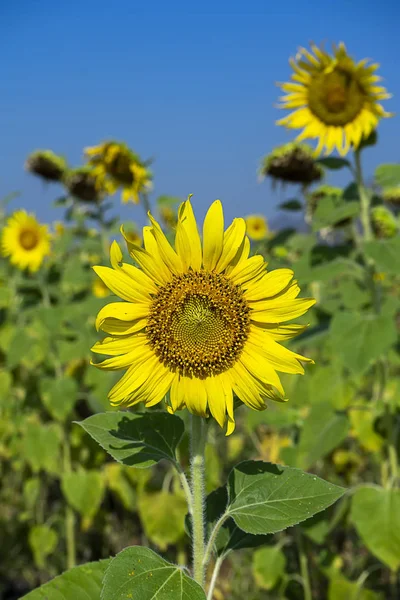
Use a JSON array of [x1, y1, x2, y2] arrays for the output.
[[85, 141, 152, 204], [91, 197, 315, 435], [64, 167, 102, 203], [259, 142, 323, 185], [25, 150, 67, 182], [277, 42, 392, 156], [245, 215, 269, 241], [371, 206, 398, 238], [1, 210, 51, 272]]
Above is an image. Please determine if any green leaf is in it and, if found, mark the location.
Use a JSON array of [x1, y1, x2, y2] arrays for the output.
[[279, 199, 303, 211], [296, 404, 349, 470], [77, 411, 184, 468], [375, 163, 400, 189], [312, 196, 359, 231], [252, 545, 286, 590], [328, 574, 383, 600], [138, 490, 187, 550], [205, 487, 271, 556], [101, 546, 206, 600], [20, 421, 62, 475], [316, 157, 351, 170], [40, 376, 78, 422], [351, 486, 400, 571], [0, 370, 12, 403], [330, 312, 397, 375], [28, 525, 58, 569], [21, 559, 110, 599], [61, 470, 105, 527], [363, 238, 400, 275], [227, 461, 345, 535]]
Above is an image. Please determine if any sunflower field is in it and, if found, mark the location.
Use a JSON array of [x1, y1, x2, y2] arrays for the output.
[[1, 42, 400, 600]]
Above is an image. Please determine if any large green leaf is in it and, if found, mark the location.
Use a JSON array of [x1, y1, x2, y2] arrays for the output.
[[330, 311, 397, 375], [375, 163, 400, 188], [101, 546, 206, 600], [313, 196, 359, 230], [20, 421, 63, 475], [363, 238, 400, 275], [351, 486, 400, 571], [205, 487, 271, 556], [21, 559, 110, 599], [77, 411, 184, 468], [328, 575, 383, 600], [226, 461, 345, 534]]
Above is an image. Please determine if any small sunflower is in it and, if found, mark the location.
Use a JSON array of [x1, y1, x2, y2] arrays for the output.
[[245, 215, 269, 241], [85, 141, 152, 204], [91, 198, 315, 434], [1, 211, 51, 272], [382, 187, 400, 207], [259, 142, 323, 185], [277, 42, 392, 156]]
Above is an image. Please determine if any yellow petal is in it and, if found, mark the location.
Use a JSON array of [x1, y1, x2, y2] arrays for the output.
[[204, 376, 226, 428], [251, 297, 316, 323], [93, 266, 151, 303], [240, 346, 284, 395], [121, 225, 170, 285], [95, 302, 149, 331], [182, 377, 208, 417], [91, 333, 147, 356], [108, 353, 159, 403], [202, 200, 224, 270], [216, 218, 246, 273], [228, 255, 265, 287], [148, 214, 184, 274], [175, 199, 202, 270], [245, 269, 294, 302]]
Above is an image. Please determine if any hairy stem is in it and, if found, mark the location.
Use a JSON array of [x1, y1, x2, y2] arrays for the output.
[[207, 555, 224, 600], [354, 149, 373, 242], [190, 415, 207, 587]]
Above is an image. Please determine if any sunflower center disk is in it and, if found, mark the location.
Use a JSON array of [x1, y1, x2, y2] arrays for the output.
[[19, 229, 39, 250], [146, 271, 250, 378], [308, 69, 365, 126]]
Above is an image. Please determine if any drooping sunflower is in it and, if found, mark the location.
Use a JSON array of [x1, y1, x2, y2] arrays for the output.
[[92, 198, 315, 434], [1, 211, 51, 272], [245, 215, 269, 241], [277, 42, 392, 156], [85, 141, 152, 204]]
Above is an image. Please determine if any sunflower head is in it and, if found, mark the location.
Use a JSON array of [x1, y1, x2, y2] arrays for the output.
[[85, 141, 152, 204], [1, 210, 51, 272], [382, 186, 400, 207], [64, 167, 102, 203], [25, 150, 67, 182], [259, 142, 323, 185], [277, 42, 392, 156], [245, 215, 269, 241], [371, 206, 398, 238], [91, 197, 315, 435]]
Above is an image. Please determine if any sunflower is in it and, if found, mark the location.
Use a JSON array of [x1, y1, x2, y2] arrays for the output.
[[259, 142, 323, 185], [1, 211, 51, 272], [277, 42, 392, 156], [91, 198, 315, 434], [85, 141, 152, 204], [245, 215, 269, 241], [25, 149, 67, 182]]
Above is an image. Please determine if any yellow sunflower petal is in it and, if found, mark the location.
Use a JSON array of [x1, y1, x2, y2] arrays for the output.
[[202, 200, 224, 270]]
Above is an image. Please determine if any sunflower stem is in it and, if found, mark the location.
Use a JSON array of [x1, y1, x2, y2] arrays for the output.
[[207, 555, 224, 600], [63, 434, 76, 570], [296, 530, 312, 600], [190, 415, 207, 587], [354, 149, 373, 242]]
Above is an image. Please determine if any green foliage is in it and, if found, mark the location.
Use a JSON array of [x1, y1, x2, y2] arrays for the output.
[[226, 461, 346, 534], [28, 525, 58, 569], [137, 490, 187, 550], [61, 470, 105, 527], [351, 486, 400, 571], [101, 547, 206, 600], [252, 545, 286, 590], [77, 411, 184, 468], [21, 560, 111, 599]]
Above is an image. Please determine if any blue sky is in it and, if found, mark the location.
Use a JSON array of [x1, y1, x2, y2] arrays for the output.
[[1, 0, 399, 228]]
